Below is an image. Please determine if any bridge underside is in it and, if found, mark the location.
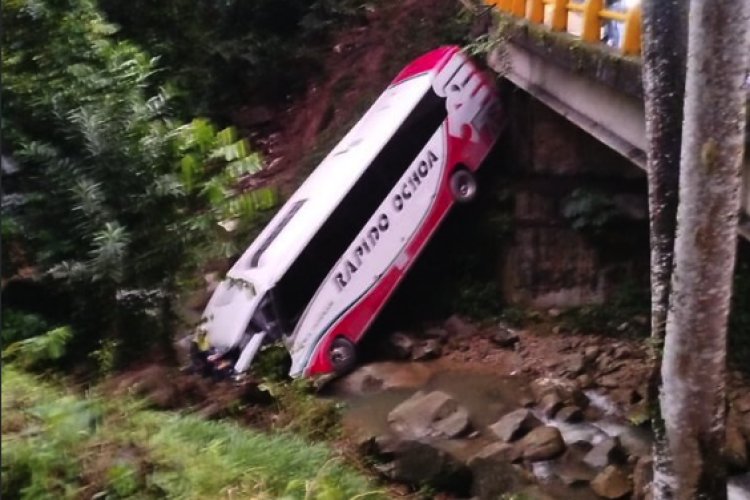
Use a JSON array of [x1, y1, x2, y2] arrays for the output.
[[487, 20, 750, 241]]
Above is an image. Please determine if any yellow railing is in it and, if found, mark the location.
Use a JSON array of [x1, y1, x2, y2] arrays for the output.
[[485, 0, 642, 56]]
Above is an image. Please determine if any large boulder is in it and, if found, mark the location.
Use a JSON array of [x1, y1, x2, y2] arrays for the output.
[[519, 426, 566, 462], [490, 409, 543, 442], [388, 391, 471, 440], [378, 440, 471, 494], [468, 444, 528, 499], [590, 465, 633, 499]]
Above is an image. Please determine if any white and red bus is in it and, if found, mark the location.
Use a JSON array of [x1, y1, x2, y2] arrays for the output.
[[197, 46, 504, 378]]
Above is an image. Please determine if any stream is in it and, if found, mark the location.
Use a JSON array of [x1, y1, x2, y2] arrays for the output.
[[326, 361, 750, 499]]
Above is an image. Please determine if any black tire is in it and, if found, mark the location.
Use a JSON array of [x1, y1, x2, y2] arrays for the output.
[[449, 169, 478, 203], [329, 337, 357, 374]]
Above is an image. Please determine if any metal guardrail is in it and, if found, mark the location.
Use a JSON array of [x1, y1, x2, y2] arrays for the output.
[[484, 0, 642, 56]]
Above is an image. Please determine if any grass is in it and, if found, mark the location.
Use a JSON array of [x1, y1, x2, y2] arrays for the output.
[[1, 365, 383, 500]]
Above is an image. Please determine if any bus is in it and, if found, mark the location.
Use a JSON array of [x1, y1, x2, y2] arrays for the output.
[[196, 45, 505, 379]]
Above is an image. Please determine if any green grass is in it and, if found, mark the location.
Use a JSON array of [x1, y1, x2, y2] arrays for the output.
[[1, 365, 382, 500]]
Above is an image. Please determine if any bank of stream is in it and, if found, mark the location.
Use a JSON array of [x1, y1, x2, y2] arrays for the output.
[[320, 318, 750, 500]]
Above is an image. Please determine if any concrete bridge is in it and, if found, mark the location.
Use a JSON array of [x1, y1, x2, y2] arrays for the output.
[[482, 0, 750, 240]]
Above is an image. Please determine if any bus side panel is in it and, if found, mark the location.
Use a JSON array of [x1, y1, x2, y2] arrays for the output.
[[304, 53, 504, 377]]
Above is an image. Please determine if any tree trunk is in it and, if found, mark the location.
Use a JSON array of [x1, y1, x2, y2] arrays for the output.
[[640, 1, 687, 497], [660, 0, 750, 498]]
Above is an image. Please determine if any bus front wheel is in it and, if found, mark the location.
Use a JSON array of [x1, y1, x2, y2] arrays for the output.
[[329, 337, 357, 374], [450, 169, 477, 203]]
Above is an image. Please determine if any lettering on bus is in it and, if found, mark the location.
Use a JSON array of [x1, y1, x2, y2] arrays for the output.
[[332, 146, 441, 292]]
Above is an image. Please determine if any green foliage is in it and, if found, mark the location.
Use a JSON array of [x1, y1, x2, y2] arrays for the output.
[[562, 188, 623, 232], [2, 0, 278, 364], [3, 327, 73, 369], [1, 309, 50, 344], [558, 279, 650, 337], [1, 365, 379, 499], [98, 0, 366, 113], [261, 379, 344, 442]]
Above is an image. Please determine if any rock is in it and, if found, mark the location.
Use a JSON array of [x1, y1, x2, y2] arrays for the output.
[[388, 391, 471, 440], [423, 327, 448, 340], [384, 440, 471, 494], [359, 373, 384, 393], [632, 456, 653, 500], [444, 315, 479, 338], [548, 308, 562, 318], [388, 332, 416, 359], [469, 442, 522, 465], [591, 465, 633, 499], [577, 374, 594, 389], [412, 339, 442, 361], [520, 426, 566, 462], [734, 392, 750, 414], [584, 437, 625, 469], [556, 421, 608, 447], [556, 406, 584, 423], [564, 354, 586, 376], [613, 345, 632, 359], [490, 409, 543, 442], [540, 392, 564, 419], [726, 408, 749, 472], [491, 327, 520, 348], [469, 445, 527, 498], [598, 375, 620, 388], [584, 346, 601, 364], [550, 452, 596, 485]]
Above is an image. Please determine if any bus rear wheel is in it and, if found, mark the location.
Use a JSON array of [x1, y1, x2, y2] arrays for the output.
[[450, 169, 477, 203], [329, 337, 357, 374]]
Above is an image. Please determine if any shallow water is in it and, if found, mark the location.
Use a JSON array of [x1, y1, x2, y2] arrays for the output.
[[332, 363, 750, 500]]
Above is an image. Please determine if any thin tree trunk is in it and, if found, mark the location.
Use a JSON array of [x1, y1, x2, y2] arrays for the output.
[[660, 0, 750, 498], [640, 1, 687, 497]]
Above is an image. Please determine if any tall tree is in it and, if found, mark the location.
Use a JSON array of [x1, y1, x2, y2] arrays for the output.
[[660, 0, 750, 497], [640, 0, 687, 497]]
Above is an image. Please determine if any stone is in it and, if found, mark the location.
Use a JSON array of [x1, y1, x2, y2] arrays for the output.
[[584, 346, 601, 363], [540, 392, 564, 419], [388, 391, 471, 440], [564, 353, 586, 376], [734, 392, 750, 414], [411, 339, 442, 361], [577, 374, 594, 389], [469, 445, 527, 498], [444, 315, 479, 338], [598, 375, 620, 388], [491, 327, 520, 348], [383, 440, 471, 494], [520, 426, 566, 462], [632, 456, 653, 500], [469, 442, 522, 465], [591, 465, 633, 499], [388, 331, 416, 359], [489, 409, 543, 442], [556, 406, 584, 423], [359, 373, 384, 393], [613, 345, 632, 359], [551, 452, 596, 485], [423, 327, 448, 340], [584, 437, 625, 469], [726, 408, 749, 472]]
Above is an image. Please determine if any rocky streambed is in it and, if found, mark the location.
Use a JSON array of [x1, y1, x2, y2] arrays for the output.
[[326, 316, 750, 499]]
